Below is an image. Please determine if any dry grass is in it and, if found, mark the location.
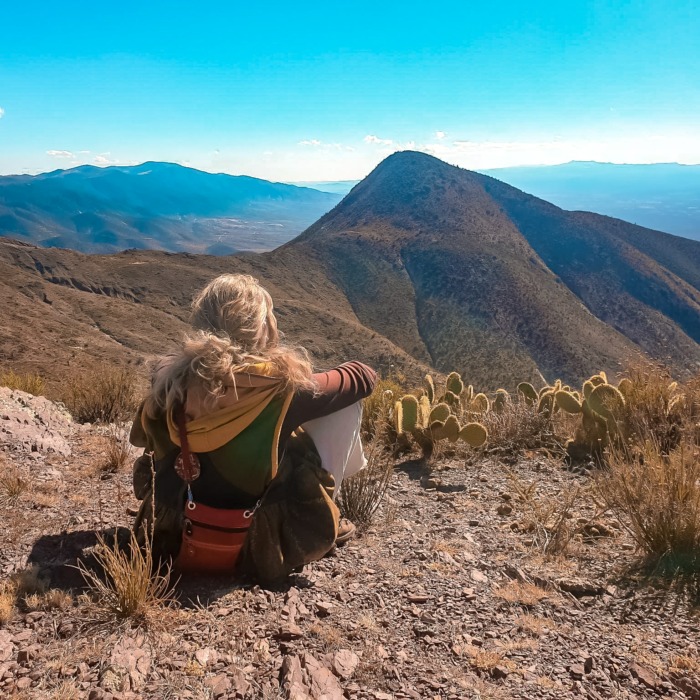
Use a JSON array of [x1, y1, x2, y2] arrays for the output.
[[618, 363, 691, 452], [308, 621, 344, 649], [494, 581, 549, 607], [508, 472, 605, 556], [0, 369, 46, 395], [0, 585, 14, 625], [337, 436, 395, 531], [24, 588, 73, 612], [47, 681, 81, 700], [468, 649, 516, 676], [669, 653, 700, 674], [599, 439, 700, 573], [0, 455, 27, 503], [99, 422, 132, 476], [482, 399, 563, 455], [0, 565, 50, 624], [77, 530, 176, 626], [515, 613, 555, 637], [59, 366, 139, 424], [361, 376, 405, 441]]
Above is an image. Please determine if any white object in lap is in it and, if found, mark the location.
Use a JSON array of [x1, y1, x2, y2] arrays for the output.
[[302, 402, 367, 493]]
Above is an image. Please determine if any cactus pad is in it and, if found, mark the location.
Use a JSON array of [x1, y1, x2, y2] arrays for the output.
[[459, 423, 488, 448], [429, 402, 451, 423], [470, 393, 490, 413], [555, 390, 583, 414], [446, 372, 464, 396], [588, 384, 625, 420], [399, 395, 419, 432], [424, 375, 435, 404], [517, 382, 538, 405]]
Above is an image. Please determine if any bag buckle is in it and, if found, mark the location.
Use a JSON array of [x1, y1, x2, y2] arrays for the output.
[[243, 499, 262, 519], [186, 485, 196, 511]]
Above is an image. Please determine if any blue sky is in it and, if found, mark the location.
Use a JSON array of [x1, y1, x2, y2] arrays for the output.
[[1, 1, 699, 180]]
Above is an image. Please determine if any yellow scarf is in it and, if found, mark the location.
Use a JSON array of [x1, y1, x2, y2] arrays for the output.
[[166, 363, 287, 453]]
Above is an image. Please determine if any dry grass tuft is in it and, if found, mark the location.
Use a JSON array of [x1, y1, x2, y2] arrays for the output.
[[508, 473, 605, 556], [337, 436, 395, 531], [482, 399, 563, 455], [0, 584, 15, 625], [495, 581, 550, 607], [599, 440, 700, 573], [0, 565, 50, 624], [99, 423, 132, 476], [24, 588, 73, 612], [468, 649, 516, 676], [516, 613, 553, 637], [48, 681, 81, 700], [0, 369, 46, 396], [77, 530, 176, 626], [361, 376, 405, 441], [0, 455, 27, 503], [12, 564, 49, 597], [60, 366, 139, 424], [618, 363, 690, 452]]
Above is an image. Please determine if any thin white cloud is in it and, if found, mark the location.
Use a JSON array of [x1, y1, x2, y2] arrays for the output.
[[93, 153, 117, 165], [0, 107, 4, 119], [435, 131, 446, 140], [299, 139, 321, 146], [364, 134, 393, 146], [46, 150, 75, 159]]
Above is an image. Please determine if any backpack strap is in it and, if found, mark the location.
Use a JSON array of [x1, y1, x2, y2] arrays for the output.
[[175, 405, 201, 510]]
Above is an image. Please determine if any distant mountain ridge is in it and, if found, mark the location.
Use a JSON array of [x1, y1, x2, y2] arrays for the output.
[[0, 162, 342, 254], [480, 161, 700, 240], [306, 161, 700, 241], [1, 151, 698, 390], [283, 151, 700, 386]]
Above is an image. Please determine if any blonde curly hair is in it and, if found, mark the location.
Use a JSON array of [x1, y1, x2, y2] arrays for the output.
[[147, 274, 315, 415]]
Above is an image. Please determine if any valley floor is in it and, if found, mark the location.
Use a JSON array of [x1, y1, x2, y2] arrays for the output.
[[0, 389, 699, 700]]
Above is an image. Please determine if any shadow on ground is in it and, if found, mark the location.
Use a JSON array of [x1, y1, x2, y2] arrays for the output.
[[26, 526, 324, 606], [27, 527, 129, 590]]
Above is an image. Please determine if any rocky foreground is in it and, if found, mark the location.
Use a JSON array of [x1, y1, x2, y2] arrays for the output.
[[0, 388, 699, 699]]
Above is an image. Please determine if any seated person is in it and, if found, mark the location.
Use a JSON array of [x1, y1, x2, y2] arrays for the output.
[[129, 273, 377, 583]]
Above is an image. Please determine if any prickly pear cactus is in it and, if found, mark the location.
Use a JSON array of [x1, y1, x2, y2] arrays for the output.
[[555, 390, 583, 414], [493, 389, 510, 414], [537, 390, 555, 416], [587, 384, 625, 421], [443, 390, 460, 409], [517, 382, 538, 405], [398, 395, 419, 432], [418, 395, 431, 428], [445, 372, 464, 397], [470, 393, 490, 414], [430, 403, 451, 423], [424, 375, 435, 404], [459, 423, 488, 448]]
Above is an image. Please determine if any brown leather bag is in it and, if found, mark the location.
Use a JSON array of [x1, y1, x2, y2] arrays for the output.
[[173, 408, 255, 574]]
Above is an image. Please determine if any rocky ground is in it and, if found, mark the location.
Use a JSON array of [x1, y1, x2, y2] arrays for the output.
[[0, 387, 699, 699]]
